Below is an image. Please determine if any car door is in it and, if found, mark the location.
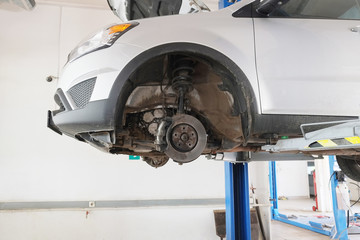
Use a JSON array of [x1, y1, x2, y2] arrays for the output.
[[254, 0, 360, 116]]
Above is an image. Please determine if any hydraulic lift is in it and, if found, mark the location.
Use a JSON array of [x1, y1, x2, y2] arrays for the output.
[[269, 157, 349, 239], [213, 148, 351, 240], [216, 1, 359, 238]]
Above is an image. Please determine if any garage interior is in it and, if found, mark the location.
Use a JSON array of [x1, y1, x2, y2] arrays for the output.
[[1, 0, 360, 239]]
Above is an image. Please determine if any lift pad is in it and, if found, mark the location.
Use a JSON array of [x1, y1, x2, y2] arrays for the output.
[[262, 118, 360, 154]]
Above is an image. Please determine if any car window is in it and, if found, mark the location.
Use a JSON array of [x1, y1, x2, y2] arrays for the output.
[[269, 0, 360, 20]]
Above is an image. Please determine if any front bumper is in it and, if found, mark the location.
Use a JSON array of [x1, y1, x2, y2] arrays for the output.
[[47, 39, 147, 149], [47, 46, 134, 138], [47, 110, 62, 135], [48, 99, 115, 137]]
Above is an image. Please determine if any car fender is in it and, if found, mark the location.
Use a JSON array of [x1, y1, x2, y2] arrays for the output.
[[105, 42, 258, 138], [114, 8, 260, 112]]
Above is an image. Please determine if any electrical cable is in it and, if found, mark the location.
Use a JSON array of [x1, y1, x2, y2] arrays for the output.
[[329, 171, 355, 239], [328, 171, 337, 188], [330, 180, 360, 239], [349, 182, 360, 207]]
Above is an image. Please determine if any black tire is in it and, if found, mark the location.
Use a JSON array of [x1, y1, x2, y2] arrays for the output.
[[336, 155, 360, 182], [129, 0, 182, 20]]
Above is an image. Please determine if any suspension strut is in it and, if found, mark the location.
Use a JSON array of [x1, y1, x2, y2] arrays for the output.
[[171, 57, 195, 114], [155, 57, 207, 162]]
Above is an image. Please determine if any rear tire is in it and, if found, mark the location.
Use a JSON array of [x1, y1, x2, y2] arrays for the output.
[[336, 155, 360, 182]]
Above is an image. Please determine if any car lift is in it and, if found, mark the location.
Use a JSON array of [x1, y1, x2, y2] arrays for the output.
[[214, 141, 352, 239], [269, 157, 349, 240], [216, 0, 359, 237], [216, 1, 359, 238]]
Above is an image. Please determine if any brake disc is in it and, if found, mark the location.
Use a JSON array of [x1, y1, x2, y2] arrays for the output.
[[165, 114, 207, 163]]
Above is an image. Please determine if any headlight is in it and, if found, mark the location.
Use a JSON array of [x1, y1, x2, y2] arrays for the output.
[[67, 22, 139, 63]]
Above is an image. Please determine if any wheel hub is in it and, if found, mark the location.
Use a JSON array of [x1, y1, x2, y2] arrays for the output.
[[171, 124, 198, 152], [165, 114, 207, 163]]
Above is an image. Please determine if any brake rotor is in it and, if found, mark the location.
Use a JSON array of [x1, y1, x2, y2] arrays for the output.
[[165, 114, 207, 163]]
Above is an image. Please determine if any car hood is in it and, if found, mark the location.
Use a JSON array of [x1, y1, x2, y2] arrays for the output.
[[107, 0, 210, 21]]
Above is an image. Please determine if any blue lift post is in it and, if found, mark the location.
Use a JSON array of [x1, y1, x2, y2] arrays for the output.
[[269, 161, 278, 219], [269, 159, 349, 239], [219, 0, 239, 9], [329, 156, 348, 240], [225, 153, 251, 240], [219, 2, 249, 240], [269, 161, 331, 236], [219, 1, 347, 239]]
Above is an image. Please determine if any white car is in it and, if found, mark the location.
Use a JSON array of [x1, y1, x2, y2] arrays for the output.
[[48, 0, 360, 180]]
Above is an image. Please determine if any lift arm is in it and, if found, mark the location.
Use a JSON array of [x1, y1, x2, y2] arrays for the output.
[[262, 118, 360, 155]]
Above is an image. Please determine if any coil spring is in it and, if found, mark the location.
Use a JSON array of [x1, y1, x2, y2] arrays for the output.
[[171, 58, 195, 93]]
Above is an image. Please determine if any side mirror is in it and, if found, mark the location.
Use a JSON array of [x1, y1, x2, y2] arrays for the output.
[[107, 0, 210, 21], [256, 0, 289, 16]]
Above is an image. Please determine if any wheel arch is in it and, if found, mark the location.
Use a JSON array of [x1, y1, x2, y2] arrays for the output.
[[106, 42, 258, 142]]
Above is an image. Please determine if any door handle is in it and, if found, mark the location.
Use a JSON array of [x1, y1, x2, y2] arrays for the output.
[[350, 26, 360, 33]]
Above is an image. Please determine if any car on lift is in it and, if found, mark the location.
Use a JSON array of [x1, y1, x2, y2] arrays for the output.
[[48, 0, 360, 180]]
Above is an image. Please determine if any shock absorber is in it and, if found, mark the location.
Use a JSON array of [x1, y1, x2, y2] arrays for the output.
[[171, 57, 195, 114], [155, 57, 207, 162]]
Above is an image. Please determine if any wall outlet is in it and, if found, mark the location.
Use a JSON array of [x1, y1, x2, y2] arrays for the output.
[[89, 201, 96, 208]]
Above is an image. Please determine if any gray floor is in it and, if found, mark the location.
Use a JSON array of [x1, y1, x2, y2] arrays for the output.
[[271, 198, 360, 240], [272, 220, 329, 240]]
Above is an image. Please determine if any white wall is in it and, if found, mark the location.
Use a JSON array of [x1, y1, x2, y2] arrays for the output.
[[0, 3, 315, 238], [0, 206, 223, 240], [248, 162, 271, 238], [0, 3, 225, 202], [276, 161, 310, 198], [0, 4, 225, 240], [348, 178, 360, 201]]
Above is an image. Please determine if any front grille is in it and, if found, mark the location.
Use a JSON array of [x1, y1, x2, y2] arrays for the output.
[[68, 77, 96, 108]]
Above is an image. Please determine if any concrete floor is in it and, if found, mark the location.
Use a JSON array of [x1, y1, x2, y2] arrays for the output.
[[271, 198, 360, 240], [272, 220, 329, 240]]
